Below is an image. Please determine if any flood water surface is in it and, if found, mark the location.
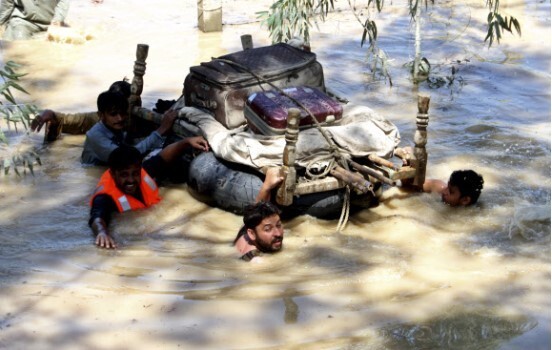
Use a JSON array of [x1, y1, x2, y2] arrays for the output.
[[0, 0, 549, 349]]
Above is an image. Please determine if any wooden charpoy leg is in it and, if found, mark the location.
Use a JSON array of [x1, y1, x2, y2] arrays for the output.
[[276, 108, 300, 206], [129, 44, 149, 116], [413, 94, 430, 188]]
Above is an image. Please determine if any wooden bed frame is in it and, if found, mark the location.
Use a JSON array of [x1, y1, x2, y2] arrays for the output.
[[127, 43, 429, 206]]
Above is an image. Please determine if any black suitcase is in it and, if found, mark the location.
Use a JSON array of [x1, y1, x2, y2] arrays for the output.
[[183, 43, 325, 129]]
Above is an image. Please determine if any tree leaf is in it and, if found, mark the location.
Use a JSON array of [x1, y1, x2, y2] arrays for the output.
[[5, 60, 22, 69], [484, 25, 494, 47], [512, 17, 521, 36], [7, 80, 30, 95], [2, 91, 16, 104]]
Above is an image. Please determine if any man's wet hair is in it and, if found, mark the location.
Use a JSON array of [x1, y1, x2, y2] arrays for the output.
[[108, 145, 142, 172], [108, 79, 131, 99], [97, 90, 129, 114], [449, 170, 484, 205], [233, 201, 281, 244]]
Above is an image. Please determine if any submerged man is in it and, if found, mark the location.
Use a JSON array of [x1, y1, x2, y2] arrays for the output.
[[234, 168, 284, 262], [395, 147, 484, 206], [0, 0, 69, 40], [81, 90, 184, 165], [31, 80, 132, 142], [423, 169, 484, 207], [90, 141, 208, 249]]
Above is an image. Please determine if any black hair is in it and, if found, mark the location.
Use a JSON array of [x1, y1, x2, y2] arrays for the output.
[[97, 90, 129, 114], [233, 201, 281, 244], [108, 79, 131, 99], [449, 170, 484, 205], [107, 145, 142, 171]]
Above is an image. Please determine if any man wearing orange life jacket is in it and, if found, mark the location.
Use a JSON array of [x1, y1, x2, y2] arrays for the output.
[[91, 165, 161, 213], [90, 138, 209, 249]]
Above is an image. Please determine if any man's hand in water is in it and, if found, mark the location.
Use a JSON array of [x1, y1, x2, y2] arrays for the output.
[[91, 218, 117, 249], [95, 232, 117, 249], [31, 109, 58, 133]]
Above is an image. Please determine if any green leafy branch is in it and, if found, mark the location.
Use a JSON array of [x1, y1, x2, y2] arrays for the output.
[[356, 0, 392, 85], [408, 0, 434, 18], [0, 60, 41, 176], [0, 150, 42, 176], [259, 0, 522, 87], [257, 0, 335, 45], [484, 0, 521, 47], [412, 58, 469, 97]]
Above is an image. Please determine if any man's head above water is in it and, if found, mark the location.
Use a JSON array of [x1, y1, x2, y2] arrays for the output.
[[108, 145, 143, 196], [108, 79, 131, 99], [239, 201, 284, 253], [442, 169, 484, 206], [97, 90, 129, 131]]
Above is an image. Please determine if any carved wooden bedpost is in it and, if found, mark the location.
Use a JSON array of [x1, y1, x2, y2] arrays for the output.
[[276, 108, 300, 206], [413, 94, 430, 188], [129, 44, 149, 117]]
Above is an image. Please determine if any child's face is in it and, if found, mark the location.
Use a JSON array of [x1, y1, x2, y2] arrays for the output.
[[101, 109, 127, 131]]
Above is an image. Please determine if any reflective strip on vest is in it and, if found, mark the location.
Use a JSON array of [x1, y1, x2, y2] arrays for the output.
[[118, 195, 132, 212], [143, 174, 157, 191]]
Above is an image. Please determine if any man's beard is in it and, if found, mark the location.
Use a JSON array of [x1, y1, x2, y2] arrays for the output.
[[255, 236, 283, 253]]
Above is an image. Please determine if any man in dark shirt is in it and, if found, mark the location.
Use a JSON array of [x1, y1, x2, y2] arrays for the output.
[[90, 137, 208, 249]]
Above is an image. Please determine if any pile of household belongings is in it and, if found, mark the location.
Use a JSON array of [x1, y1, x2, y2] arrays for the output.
[[171, 97, 401, 173]]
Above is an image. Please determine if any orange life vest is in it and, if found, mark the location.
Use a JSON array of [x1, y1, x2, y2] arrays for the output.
[[90, 168, 161, 212]]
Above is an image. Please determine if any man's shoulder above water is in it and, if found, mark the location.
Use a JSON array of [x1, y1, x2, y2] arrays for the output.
[[82, 122, 124, 165]]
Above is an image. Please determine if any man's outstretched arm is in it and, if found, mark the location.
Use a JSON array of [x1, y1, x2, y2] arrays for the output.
[[157, 135, 209, 164], [255, 167, 284, 203], [90, 195, 118, 249], [91, 217, 117, 249]]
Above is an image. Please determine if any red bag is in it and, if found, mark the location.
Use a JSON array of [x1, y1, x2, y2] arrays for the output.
[[244, 86, 343, 135]]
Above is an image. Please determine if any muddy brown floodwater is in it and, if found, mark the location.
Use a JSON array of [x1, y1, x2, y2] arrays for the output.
[[0, 0, 549, 349]]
